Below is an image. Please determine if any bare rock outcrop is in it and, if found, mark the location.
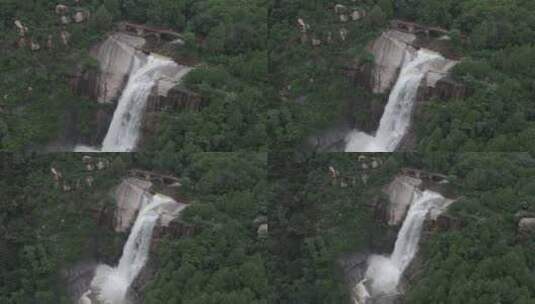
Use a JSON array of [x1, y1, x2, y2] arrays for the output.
[[370, 30, 417, 94], [90, 33, 146, 103], [114, 178, 153, 232], [383, 175, 422, 226]]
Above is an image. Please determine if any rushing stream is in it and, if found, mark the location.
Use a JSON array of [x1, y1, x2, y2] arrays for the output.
[[355, 190, 449, 303], [345, 49, 451, 152], [79, 194, 185, 304]]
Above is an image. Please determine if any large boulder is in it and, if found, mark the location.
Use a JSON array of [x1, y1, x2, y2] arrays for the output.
[[518, 218, 535, 239]]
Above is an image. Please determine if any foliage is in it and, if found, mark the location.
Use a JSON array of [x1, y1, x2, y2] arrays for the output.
[[0, 154, 126, 303], [268, 153, 395, 304], [0, 152, 269, 304], [269, 153, 535, 304]]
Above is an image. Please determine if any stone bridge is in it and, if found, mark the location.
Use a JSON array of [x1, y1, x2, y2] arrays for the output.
[[127, 169, 181, 186], [390, 19, 450, 37], [118, 22, 183, 41]]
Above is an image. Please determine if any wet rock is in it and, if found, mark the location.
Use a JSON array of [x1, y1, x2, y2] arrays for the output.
[[418, 76, 470, 102], [338, 251, 370, 287], [145, 85, 202, 112], [63, 261, 97, 301]]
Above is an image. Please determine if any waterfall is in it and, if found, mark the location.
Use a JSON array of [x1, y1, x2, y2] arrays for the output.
[[345, 49, 450, 152], [80, 194, 185, 304], [355, 190, 448, 303], [75, 54, 191, 152]]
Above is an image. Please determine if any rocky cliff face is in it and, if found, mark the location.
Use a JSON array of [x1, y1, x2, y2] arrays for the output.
[[66, 32, 200, 150], [91, 33, 147, 104], [370, 30, 417, 94], [114, 177, 153, 233], [383, 175, 422, 226], [315, 28, 463, 152], [69, 33, 146, 104]]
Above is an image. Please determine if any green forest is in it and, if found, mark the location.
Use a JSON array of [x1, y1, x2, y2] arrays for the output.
[[1, 152, 534, 303], [0, 0, 268, 151], [1, 0, 534, 151], [1, 0, 535, 304], [269, 152, 535, 304], [0, 152, 269, 304]]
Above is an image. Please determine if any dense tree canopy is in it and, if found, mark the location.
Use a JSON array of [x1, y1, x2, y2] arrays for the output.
[[269, 152, 535, 304]]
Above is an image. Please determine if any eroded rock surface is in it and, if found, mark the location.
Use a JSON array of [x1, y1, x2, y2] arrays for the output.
[[383, 175, 422, 226], [114, 178, 153, 232], [370, 30, 417, 94], [90, 33, 146, 103]]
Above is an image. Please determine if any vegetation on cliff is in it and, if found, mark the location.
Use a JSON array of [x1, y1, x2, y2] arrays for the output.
[[0, 152, 269, 304], [268, 152, 535, 303], [0, 153, 127, 303], [399, 0, 535, 151]]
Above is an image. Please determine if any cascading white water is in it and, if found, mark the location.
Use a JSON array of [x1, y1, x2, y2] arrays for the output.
[[75, 54, 191, 153], [355, 190, 448, 303], [101, 55, 178, 152], [80, 194, 185, 304], [345, 49, 450, 152]]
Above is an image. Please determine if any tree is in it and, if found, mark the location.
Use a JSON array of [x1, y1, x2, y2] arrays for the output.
[[103, 0, 121, 20], [378, 0, 394, 19], [93, 5, 113, 32], [368, 5, 386, 28]]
